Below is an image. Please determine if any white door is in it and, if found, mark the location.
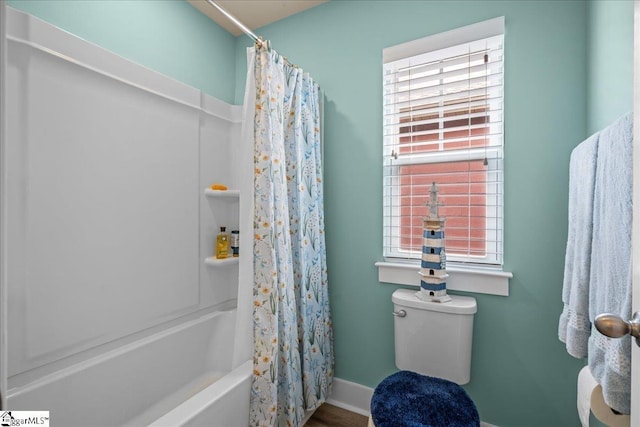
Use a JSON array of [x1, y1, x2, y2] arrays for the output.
[[0, 0, 7, 410], [632, 1, 640, 424]]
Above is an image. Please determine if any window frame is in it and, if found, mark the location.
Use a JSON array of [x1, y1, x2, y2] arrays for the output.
[[382, 17, 505, 269]]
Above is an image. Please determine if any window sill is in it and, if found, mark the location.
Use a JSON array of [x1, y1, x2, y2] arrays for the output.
[[375, 261, 512, 296]]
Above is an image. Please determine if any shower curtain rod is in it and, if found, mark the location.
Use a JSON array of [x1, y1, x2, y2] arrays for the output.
[[205, 0, 265, 47]]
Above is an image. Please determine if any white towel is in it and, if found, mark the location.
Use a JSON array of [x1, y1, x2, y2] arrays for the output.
[[559, 132, 599, 358], [588, 112, 633, 415]]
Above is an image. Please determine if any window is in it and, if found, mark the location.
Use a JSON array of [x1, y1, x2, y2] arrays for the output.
[[383, 18, 504, 267]]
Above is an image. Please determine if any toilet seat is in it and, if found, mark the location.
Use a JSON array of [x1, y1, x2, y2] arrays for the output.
[[369, 370, 479, 427]]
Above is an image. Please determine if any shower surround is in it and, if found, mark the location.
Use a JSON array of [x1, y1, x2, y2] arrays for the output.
[[2, 7, 250, 425]]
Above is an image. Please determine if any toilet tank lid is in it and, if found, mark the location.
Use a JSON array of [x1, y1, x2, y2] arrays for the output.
[[392, 289, 477, 314]]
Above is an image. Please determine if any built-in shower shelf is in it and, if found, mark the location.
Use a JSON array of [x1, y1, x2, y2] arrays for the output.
[[204, 189, 239, 268], [204, 256, 239, 267], [204, 189, 240, 199]]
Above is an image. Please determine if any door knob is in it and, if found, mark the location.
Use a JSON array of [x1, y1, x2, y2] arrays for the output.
[[594, 312, 640, 347]]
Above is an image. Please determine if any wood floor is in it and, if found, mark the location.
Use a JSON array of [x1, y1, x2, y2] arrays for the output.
[[304, 403, 369, 427]]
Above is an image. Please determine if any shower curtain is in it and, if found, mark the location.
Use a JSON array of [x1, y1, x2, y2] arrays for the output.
[[248, 45, 334, 427]]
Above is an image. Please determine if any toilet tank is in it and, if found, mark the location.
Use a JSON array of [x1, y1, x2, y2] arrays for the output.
[[392, 289, 477, 384]]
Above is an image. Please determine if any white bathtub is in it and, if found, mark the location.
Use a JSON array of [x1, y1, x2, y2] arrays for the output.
[[7, 308, 251, 427], [147, 360, 251, 427]]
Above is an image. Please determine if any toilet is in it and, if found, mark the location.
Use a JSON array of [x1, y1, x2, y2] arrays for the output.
[[368, 288, 479, 427]]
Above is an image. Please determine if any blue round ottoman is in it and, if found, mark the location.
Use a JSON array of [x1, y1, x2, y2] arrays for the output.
[[370, 371, 480, 427]]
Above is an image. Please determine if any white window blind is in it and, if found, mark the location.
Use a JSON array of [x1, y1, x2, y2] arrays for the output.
[[383, 18, 504, 266]]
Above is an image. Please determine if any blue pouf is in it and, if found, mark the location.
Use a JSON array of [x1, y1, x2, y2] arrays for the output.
[[370, 371, 480, 427]]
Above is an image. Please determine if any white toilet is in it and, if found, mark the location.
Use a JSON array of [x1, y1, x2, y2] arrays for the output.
[[392, 288, 477, 384], [368, 289, 479, 427]]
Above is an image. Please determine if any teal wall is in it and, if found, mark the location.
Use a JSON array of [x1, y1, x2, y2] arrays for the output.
[[235, 2, 589, 426], [5, 1, 634, 426], [7, 0, 237, 104], [586, 0, 634, 134]]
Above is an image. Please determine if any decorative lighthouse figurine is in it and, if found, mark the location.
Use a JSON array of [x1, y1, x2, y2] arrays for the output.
[[417, 182, 452, 303]]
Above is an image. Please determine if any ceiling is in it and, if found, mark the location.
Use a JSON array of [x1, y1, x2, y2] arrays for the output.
[[187, 1, 328, 37]]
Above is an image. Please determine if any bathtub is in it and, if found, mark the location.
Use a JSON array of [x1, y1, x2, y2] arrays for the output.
[[7, 307, 251, 427], [147, 360, 251, 427]]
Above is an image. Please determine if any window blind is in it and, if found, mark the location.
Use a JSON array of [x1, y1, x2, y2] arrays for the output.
[[382, 21, 504, 266]]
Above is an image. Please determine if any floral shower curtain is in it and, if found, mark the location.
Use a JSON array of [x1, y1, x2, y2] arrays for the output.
[[250, 45, 334, 427]]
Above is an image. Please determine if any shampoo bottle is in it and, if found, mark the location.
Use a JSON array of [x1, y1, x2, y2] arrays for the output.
[[230, 230, 239, 257], [215, 226, 229, 259]]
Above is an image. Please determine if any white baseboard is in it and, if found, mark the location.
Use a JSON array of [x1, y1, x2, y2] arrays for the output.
[[326, 376, 499, 427], [327, 377, 374, 416]]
